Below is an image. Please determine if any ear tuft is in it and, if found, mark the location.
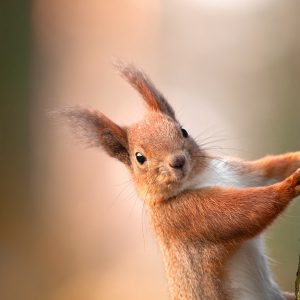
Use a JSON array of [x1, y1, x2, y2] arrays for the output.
[[52, 107, 131, 165], [54, 107, 102, 147], [115, 61, 176, 120]]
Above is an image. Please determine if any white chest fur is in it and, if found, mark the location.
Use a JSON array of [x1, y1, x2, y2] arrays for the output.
[[193, 158, 284, 300]]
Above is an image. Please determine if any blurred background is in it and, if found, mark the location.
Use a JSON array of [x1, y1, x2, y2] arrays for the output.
[[1, 0, 300, 299]]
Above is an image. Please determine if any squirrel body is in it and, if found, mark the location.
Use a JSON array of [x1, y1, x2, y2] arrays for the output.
[[62, 64, 300, 300], [174, 157, 292, 300]]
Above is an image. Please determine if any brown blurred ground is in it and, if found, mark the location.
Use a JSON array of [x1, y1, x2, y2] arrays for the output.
[[1, 1, 300, 299]]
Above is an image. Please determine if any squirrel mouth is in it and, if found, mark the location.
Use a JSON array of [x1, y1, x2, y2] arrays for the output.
[[158, 166, 189, 189], [171, 169, 187, 182]]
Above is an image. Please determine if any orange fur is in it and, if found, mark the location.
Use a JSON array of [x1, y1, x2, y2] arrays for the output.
[[252, 152, 300, 181]]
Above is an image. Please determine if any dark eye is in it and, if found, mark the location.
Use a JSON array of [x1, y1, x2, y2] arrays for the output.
[[181, 128, 189, 138], [135, 152, 146, 164]]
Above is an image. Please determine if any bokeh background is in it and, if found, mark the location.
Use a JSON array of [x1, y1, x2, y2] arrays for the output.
[[1, 0, 300, 299]]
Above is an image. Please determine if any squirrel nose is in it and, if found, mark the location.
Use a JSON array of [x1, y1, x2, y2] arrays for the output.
[[169, 155, 186, 169]]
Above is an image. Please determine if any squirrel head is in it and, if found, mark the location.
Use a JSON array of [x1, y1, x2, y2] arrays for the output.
[[62, 64, 207, 204]]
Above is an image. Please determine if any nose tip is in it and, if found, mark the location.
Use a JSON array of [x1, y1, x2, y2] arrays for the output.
[[169, 155, 186, 169]]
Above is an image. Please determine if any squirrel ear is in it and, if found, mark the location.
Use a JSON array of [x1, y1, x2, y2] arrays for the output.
[[116, 63, 176, 120], [58, 108, 131, 165]]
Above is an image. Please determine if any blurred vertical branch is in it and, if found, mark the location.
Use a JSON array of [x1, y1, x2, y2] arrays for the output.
[[296, 255, 300, 300]]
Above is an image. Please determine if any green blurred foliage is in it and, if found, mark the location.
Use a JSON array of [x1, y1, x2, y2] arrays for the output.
[[0, 2, 35, 300], [0, 0, 31, 225]]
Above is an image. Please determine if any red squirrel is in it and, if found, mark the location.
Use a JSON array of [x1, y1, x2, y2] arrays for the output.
[[62, 64, 300, 300]]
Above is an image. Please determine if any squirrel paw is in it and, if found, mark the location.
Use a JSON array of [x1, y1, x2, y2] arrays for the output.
[[287, 168, 300, 197]]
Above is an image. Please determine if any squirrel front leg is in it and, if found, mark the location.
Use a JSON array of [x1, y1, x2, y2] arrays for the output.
[[250, 152, 300, 183], [212, 152, 300, 188], [163, 168, 300, 243]]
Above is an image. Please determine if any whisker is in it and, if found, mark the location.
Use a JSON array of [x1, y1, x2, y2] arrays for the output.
[[107, 178, 133, 211]]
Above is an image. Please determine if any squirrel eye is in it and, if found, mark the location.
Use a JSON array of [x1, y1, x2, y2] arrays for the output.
[[181, 128, 189, 138], [135, 152, 146, 164]]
